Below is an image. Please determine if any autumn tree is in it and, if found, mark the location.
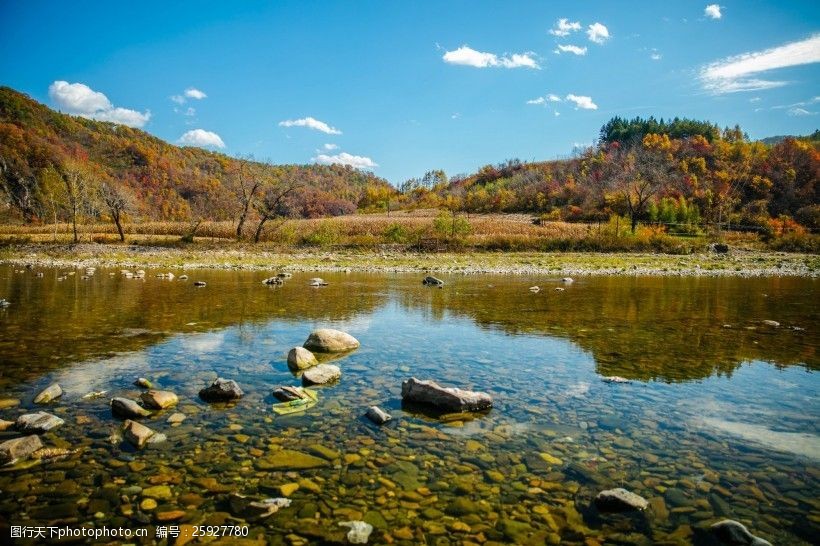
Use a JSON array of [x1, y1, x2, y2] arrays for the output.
[[226, 156, 263, 240], [58, 157, 96, 243], [99, 180, 135, 242], [252, 176, 301, 243]]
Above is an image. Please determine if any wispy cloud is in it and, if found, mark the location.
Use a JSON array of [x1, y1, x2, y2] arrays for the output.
[[700, 34, 820, 94], [442, 45, 539, 69], [566, 94, 598, 109], [704, 4, 723, 20], [555, 44, 587, 56], [527, 93, 562, 105], [178, 129, 225, 148], [48, 80, 150, 128], [323, 143, 338, 150], [549, 18, 581, 37], [312, 152, 377, 169], [788, 107, 816, 116], [279, 117, 342, 135], [184, 87, 207, 100], [587, 23, 610, 44]]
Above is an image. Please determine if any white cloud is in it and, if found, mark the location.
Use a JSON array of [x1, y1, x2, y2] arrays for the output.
[[178, 129, 225, 148], [650, 49, 662, 61], [749, 97, 761, 103], [700, 34, 820, 94], [587, 23, 610, 44], [184, 87, 207, 100], [170, 95, 185, 104], [442, 45, 539, 69], [279, 116, 342, 135], [312, 152, 378, 170], [549, 18, 581, 37], [555, 44, 587, 56], [527, 94, 562, 105], [566, 94, 598, 109], [788, 107, 816, 116], [48, 80, 150, 128], [323, 143, 339, 150], [705, 4, 722, 19]]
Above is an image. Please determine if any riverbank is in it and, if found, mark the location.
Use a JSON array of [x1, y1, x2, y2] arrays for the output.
[[0, 243, 817, 276]]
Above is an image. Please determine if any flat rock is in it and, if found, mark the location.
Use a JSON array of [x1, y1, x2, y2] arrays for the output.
[[199, 378, 244, 402], [140, 390, 179, 409], [167, 412, 186, 424], [0, 435, 43, 464], [303, 328, 360, 353], [302, 364, 341, 385], [365, 406, 392, 425], [401, 377, 493, 413], [272, 386, 312, 402], [711, 520, 772, 546], [111, 397, 151, 418], [423, 276, 444, 286], [123, 420, 156, 448], [255, 449, 329, 470], [287, 347, 318, 370], [16, 412, 65, 433], [33, 383, 62, 404], [594, 488, 649, 512]]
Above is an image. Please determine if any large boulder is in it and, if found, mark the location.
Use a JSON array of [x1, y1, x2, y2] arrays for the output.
[[16, 412, 65, 433], [111, 397, 151, 418], [33, 383, 62, 404], [0, 435, 43, 464], [303, 329, 360, 353], [140, 390, 179, 409], [401, 378, 493, 413], [287, 347, 318, 370], [199, 378, 244, 402], [710, 520, 772, 546], [302, 364, 341, 385], [594, 488, 648, 512]]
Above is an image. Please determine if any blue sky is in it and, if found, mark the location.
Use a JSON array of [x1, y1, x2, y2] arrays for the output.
[[1, 1, 818, 184]]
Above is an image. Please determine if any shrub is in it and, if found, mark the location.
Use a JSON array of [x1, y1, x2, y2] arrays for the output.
[[303, 221, 340, 247], [383, 223, 410, 243], [433, 211, 471, 238]]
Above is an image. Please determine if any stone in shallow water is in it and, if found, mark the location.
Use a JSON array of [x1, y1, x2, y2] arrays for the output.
[[228, 493, 291, 520], [255, 449, 329, 470], [302, 364, 341, 385], [365, 406, 392, 425], [123, 420, 157, 448], [134, 377, 153, 389], [111, 397, 151, 419], [140, 390, 179, 409], [198, 378, 243, 402], [339, 520, 373, 544], [594, 488, 649, 512], [287, 347, 318, 370], [167, 412, 186, 424], [710, 519, 773, 546], [401, 377, 493, 413], [303, 328, 360, 353], [16, 412, 64, 433], [0, 435, 43, 464], [33, 382, 62, 404]]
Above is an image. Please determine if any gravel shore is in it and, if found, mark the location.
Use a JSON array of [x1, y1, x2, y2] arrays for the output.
[[0, 244, 817, 277]]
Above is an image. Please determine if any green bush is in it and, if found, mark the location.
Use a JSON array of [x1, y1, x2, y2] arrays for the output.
[[382, 223, 410, 243], [303, 221, 340, 247], [433, 211, 471, 238]]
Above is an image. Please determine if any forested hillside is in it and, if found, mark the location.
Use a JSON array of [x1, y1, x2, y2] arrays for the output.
[[1, 85, 818, 242]]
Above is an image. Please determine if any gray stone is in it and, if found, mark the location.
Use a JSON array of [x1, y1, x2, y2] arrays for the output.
[[16, 412, 65, 433], [0, 435, 43, 464], [594, 488, 649, 512], [303, 328, 360, 353], [287, 347, 318, 370], [302, 364, 341, 385], [422, 276, 444, 286], [339, 521, 373, 544], [272, 386, 311, 402], [140, 390, 178, 409], [401, 377, 493, 413], [33, 383, 62, 404], [111, 397, 151, 418], [761, 320, 780, 327], [365, 406, 392, 425], [711, 520, 772, 546], [199, 378, 243, 402], [262, 276, 283, 285]]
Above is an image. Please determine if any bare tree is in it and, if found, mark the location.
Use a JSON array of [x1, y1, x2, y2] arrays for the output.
[[252, 177, 301, 243], [99, 181, 134, 242], [228, 156, 263, 240], [59, 159, 94, 244]]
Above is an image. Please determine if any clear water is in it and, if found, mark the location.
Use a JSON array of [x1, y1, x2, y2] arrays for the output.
[[0, 266, 817, 544]]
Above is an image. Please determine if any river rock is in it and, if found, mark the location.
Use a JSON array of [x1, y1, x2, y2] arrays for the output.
[[16, 412, 65, 433], [229, 493, 291, 520], [33, 383, 62, 404], [272, 386, 311, 402], [167, 412, 186, 424], [140, 390, 178, 409], [123, 420, 157, 448], [255, 449, 329, 470], [401, 377, 493, 412], [761, 320, 780, 327], [262, 276, 283, 285], [134, 377, 153, 389], [365, 406, 392, 425], [0, 419, 14, 431], [193, 281, 206, 287], [422, 276, 444, 286], [0, 435, 43, 464], [309, 277, 328, 286], [111, 397, 151, 418], [561, 277, 574, 283], [302, 364, 341, 385], [199, 378, 244, 402], [594, 488, 649, 512], [339, 521, 374, 544], [303, 328, 360, 353], [287, 347, 318, 370], [710, 520, 772, 546]]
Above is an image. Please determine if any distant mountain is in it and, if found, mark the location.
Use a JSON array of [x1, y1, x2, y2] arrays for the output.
[[759, 130, 820, 146], [0, 86, 393, 223]]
